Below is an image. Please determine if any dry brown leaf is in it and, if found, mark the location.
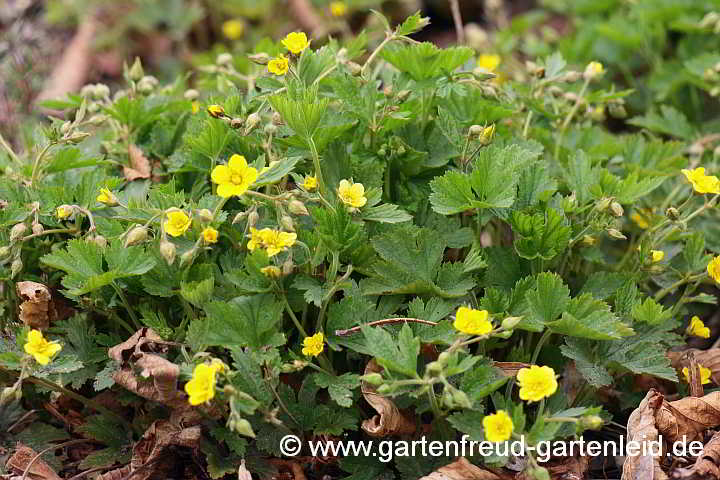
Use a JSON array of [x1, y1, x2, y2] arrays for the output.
[[96, 465, 131, 480], [35, 18, 96, 105], [544, 455, 591, 480], [669, 349, 720, 385], [622, 390, 669, 480], [134, 354, 179, 402], [16, 281, 53, 329], [269, 459, 307, 480], [672, 430, 720, 478], [130, 420, 201, 480], [656, 390, 720, 444], [108, 328, 165, 363], [123, 144, 152, 181], [361, 359, 416, 437], [5, 443, 62, 480], [493, 362, 531, 377], [418, 458, 503, 480]]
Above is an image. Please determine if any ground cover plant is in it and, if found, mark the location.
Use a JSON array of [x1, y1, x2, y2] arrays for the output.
[[4, 1, 720, 479]]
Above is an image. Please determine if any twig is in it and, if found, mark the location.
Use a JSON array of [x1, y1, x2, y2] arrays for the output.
[[334, 318, 438, 336], [449, 0, 465, 44], [21, 439, 91, 480]]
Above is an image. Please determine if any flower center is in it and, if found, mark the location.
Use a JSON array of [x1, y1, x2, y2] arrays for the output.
[[231, 173, 244, 184]]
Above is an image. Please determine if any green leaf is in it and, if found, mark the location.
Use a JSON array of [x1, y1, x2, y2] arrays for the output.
[[180, 277, 215, 307], [292, 275, 329, 307], [429, 144, 540, 215], [461, 359, 509, 404], [269, 84, 329, 141], [525, 273, 570, 324], [560, 338, 613, 387], [381, 43, 474, 82], [255, 156, 302, 185], [362, 323, 420, 377], [361, 203, 412, 223], [627, 105, 694, 140], [204, 295, 285, 349], [360, 225, 475, 298], [684, 232, 709, 272], [631, 297, 672, 325], [394, 11, 430, 36], [511, 208, 571, 260], [548, 294, 634, 340], [313, 372, 361, 407]]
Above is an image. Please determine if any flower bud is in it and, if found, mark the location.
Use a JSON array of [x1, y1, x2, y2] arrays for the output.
[[608, 102, 627, 119], [31, 223, 44, 236], [91, 235, 108, 248], [232, 211, 247, 225], [396, 90, 411, 103], [231, 418, 256, 438], [362, 373, 384, 386], [128, 57, 144, 81], [610, 201, 624, 217], [197, 209, 213, 224], [184, 89, 199, 101], [230, 118, 244, 129], [377, 384, 392, 395], [666, 207, 680, 220], [383, 85, 393, 97], [437, 351, 451, 365], [248, 53, 271, 65], [583, 61, 604, 81], [180, 248, 196, 267], [479, 124, 495, 145], [282, 258, 294, 276], [346, 61, 362, 76], [216, 53, 233, 66], [10, 223, 27, 243], [452, 389, 473, 409], [581, 415, 604, 430], [159, 239, 177, 265], [501, 316, 523, 330], [469, 125, 484, 137], [272, 112, 283, 125], [137, 76, 158, 93], [247, 211, 259, 229], [60, 121, 72, 135], [607, 228, 627, 240], [207, 105, 226, 119], [426, 361, 443, 375], [11, 258, 22, 278], [93, 83, 110, 99], [0, 246, 10, 258], [442, 389, 455, 408], [0, 385, 21, 405], [244, 112, 261, 134], [124, 226, 149, 247], [582, 235, 596, 246], [288, 200, 309, 216], [264, 123, 277, 135], [280, 215, 295, 232], [66, 132, 91, 144], [595, 197, 612, 211]]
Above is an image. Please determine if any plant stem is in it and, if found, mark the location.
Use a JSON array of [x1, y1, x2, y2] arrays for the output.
[[111, 282, 140, 330], [361, 34, 394, 77], [283, 296, 308, 337], [531, 329, 552, 365], [308, 137, 325, 195], [654, 273, 706, 301], [553, 77, 591, 161], [29, 142, 54, 185]]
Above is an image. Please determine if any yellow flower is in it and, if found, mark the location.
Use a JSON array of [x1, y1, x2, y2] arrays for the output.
[[261, 265, 283, 278], [268, 55, 289, 76], [24, 329, 62, 366], [330, 1, 348, 16], [584, 61, 605, 79], [96, 187, 117, 206], [302, 332, 324, 357], [630, 211, 650, 229], [303, 175, 317, 191], [246, 228, 297, 257], [56, 206, 71, 219], [708, 256, 720, 283], [207, 104, 226, 118], [482, 410, 513, 443], [453, 307, 493, 335], [282, 32, 311, 55], [682, 167, 720, 194], [222, 19, 244, 40], [683, 365, 712, 385], [477, 54, 501, 72], [164, 211, 191, 237], [687, 316, 710, 338], [337, 179, 367, 208], [211, 154, 258, 198], [516, 365, 558, 402], [191, 101, 199, 114], [651, 250, 664, 262], [185, 363, 221, 406], [202, 227, 219, 244]]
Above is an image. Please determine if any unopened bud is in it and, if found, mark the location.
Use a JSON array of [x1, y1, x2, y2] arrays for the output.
[[442, 390, 455, 408], [91, 235, 108, 248], [396, 90, 411, 103], [610, 201, 624, 217], [159, 239, 177, 265], [437, 351, 451, 365], [383, 86, 393, 97], [60, 121, 72, 135], [608, 103, 627, 119], [583, 61, 604, 81], [217, 53, 233, 66], [66, 132, 90, 144], [248, 53, 271, 65], [426, 361, 443, 375], [272, 112, 283, 125], [363, 373, 384, 386], [247, 211, 259, 229], [245, 112, 261, 134], [377, 384, 392, 395], [0, 385, 21, 405], [124, 226, 149, 247], [264, 123, 277, 135], [10, 223, 27, 243], [128, 57, 144, 81], [469, 125, 484, 137], [232, 418, 256, 438], [137, 76, 158, 93], [184, 89, 199, 101], [230, 118, 244, 129], [197, 209, 213, 223], [0, 246, 10, 258], [479, 124, 495, 145], [11, 258, 22, 278], [232, 211, 247, 224], [93, 83, 110, 99], [346, 61, 362, 76], [607, 228, 627, 240], [595, 197, 612, 211], [288, 200, 309, 216], [282, 258, 294, 276], [501, 316, 523, 330], [31, 223, 44, 236], [666, 207, 680, 220], [452, 389, 472, 409], [582, 235, 596, 246], [180, 248, 196, 267], [581, 415, 604, 430]]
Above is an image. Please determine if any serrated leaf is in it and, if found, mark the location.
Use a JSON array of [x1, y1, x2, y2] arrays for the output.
[[548, 294, 634, 340], [631, 297, 672, 325], [560, 338, 613, 387], [511, 208, 571, 260], [381, 42, 474, 82], [204, 295, 285, 349], [361, 203, 412, 223], [180, 277, 214, 307], [394, 11, 429, 36], [362, 323, 419, 378], [313, 372, 361, 407], [525, 272, 570, 324]]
